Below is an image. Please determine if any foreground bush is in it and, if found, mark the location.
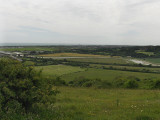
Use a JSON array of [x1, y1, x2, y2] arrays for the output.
[[124, 79, 139, 89], [0, 58, 58, 114]]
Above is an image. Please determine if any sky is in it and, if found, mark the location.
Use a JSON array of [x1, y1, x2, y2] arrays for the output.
[[0, 0, 160, 45]]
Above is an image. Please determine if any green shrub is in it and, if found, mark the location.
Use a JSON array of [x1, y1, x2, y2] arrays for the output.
[[113, 76, 125, 88], [124, 79, 139, 89], [142, 79, 160, 89], [153, 80, 160, 89], [82, 81, 93, 87], [71, 76, 91, 87], [0, 58, 58, 113], [97, 81, 112, 89], [113, 76, 140, 89], [127, 76, 140, 81], [135, 115, 154, 120], [50, 77, 66, 86], [69, 77, 112, 88]]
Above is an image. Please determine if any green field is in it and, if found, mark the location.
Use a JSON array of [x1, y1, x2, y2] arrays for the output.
[[136, 51, 154, 56], [61, 68, 160, 82], [39, 53, 106, 57], [90, 64, 160, 72], [2, 46, 160, 119], [67, 57, 129, 64], [145, 58, 160, 64], [35, 65, 160, 82], [0, 47, 56, 52], [33, 59, 160, 119], [55, 87, 160, 120], [35, 65, 85, 77]]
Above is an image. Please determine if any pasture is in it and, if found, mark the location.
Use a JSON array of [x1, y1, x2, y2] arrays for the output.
[[61, 68, 160, 82], [2, 46, 160, 120], [35, 65, 85, 77], [136, 51, 154, 56], [145, 58, 160, 64], [67, 57, 129, 64], [23, 51, 160, 119], [35, 65, 160, 83], [55, 87, 160, 120], [0, 47, 56, 52], [90, 64, 160, 72], [39, 53, 106, 57]]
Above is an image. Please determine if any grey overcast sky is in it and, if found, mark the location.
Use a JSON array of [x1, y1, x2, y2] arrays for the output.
[[0, 0, 160, 45]]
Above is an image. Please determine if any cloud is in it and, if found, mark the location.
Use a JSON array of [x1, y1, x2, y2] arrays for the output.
[[0, 0, 160, 45], [128, 0, 160, 7], [17, 26, 52, 32]]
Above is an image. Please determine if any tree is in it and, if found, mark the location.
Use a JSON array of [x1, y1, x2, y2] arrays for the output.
[[0, 58, 58, 113]]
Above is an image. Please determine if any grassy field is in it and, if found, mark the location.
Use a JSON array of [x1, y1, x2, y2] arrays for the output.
[[0, 47, 56, 52], [39, 53, 107, 57], [55, 87, 160, 120], [145, 58, 160, 64], [136, 50, 154, 56], [2, 47, 160, 119], [33, 60, 160, 119], [67, 57, 129, 64], [61, 68, 160, 82], [35, 65, 85, 77], [138, 52, 154, 56], [35, 65, 160, 82], [90, 64, 160, 72]]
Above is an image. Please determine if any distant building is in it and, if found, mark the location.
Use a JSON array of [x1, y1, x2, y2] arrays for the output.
[[127, 56, 132, 58], [12, 52, 24, 57]]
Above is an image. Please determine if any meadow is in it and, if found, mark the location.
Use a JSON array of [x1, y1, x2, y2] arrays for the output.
[[35, 65, 85, 77], [136, 51, 154, 56], [35, 64, 160, 83], [145, 58, 160, 64], [66, 57, 129, 64], [55, 87, 160, 120], [3, 87, 160, 120], [90, 64, 160, 72], [39, 53, 106, 57], [0, 47, 56, 52], [1, 46, 160, 120], [32, 54, 160, 119], [61, 68, 160, 82]]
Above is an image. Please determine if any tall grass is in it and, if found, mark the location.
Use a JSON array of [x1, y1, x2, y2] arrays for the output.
[[55, 87, 160, 120]]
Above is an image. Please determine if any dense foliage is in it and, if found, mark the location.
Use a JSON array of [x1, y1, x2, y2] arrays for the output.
[[53, 75, 160, 89], [0, 58, 58, 114]]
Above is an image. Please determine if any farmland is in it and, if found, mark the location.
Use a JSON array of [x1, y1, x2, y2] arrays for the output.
[[55, 87, 160, 120], [90, 64, 160, 72], [136, 50, 155, 56], [145, 58, 160, 64], [39, 53, 106, 57], [1, 45, 160, 119], [66, 57, 129, 64], [36, 65, 160, 82], [0, 46, 56, 52], [35, 65, 85, 77], [3, 0, 160, 119]]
